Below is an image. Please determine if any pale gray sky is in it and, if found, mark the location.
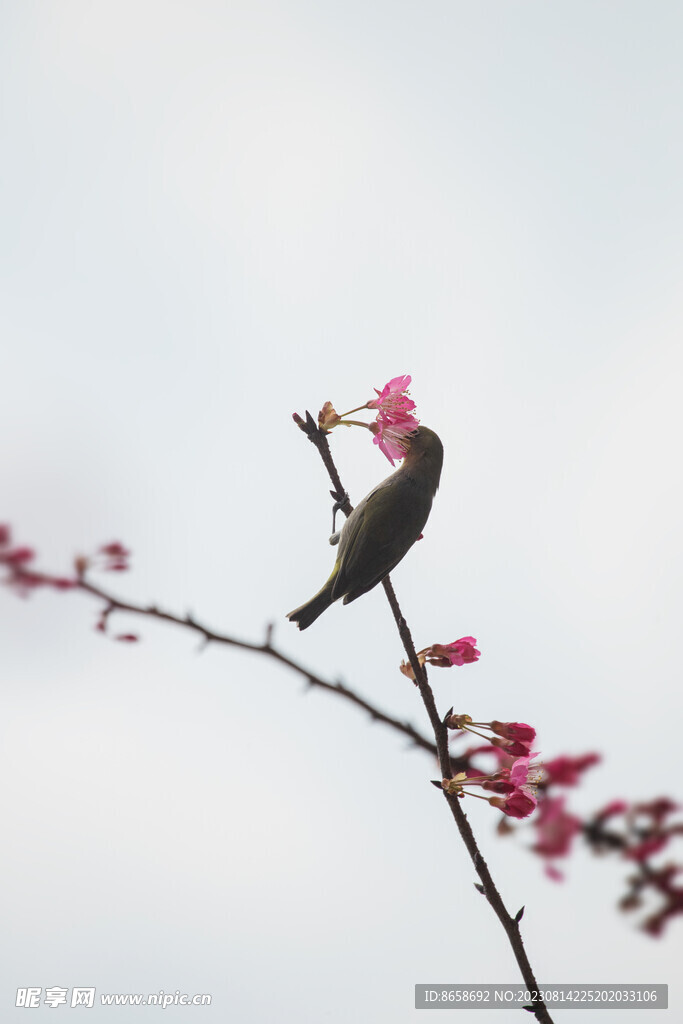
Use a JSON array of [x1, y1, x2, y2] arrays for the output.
[[2, 2, 682, 1021]]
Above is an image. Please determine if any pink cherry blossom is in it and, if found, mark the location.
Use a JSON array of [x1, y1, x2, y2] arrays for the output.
[[481, 777, 516, 795], [367, 375, 417, 418], [634, 798, 679, 822], [486, 755, 542, 818], [626, 835, 670, 862], [98, 541, 131, 571], [532, 796, 582, 859], [428, 637, 481, 667], [509, 754, 539, 788], [490, 721, 536, 743], [487, 721, 536, 756], [100, 542, 130, 558], [365, 375, 420, 465], [594, 800, 628, 822], [494, 789, 538, 819], [543, 753, 600, 786], [370, 414, 418, 466], [503, 739, 539, 757], [1, 546, 36, 565]]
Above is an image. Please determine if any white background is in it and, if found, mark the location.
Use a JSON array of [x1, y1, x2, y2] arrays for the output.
[[2, 2, 682, 1020]]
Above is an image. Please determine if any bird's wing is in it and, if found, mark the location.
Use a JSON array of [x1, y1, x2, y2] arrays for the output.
[[332, 479, 425, 602]]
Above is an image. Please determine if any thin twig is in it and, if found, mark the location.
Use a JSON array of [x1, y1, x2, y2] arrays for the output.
[[77, 577, 440, 757]]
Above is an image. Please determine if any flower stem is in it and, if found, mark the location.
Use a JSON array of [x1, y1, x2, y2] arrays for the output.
[[338, 403, 372, 417]]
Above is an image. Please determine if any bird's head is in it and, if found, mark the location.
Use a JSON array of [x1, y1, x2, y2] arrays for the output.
[[402, 426, 444, 489]]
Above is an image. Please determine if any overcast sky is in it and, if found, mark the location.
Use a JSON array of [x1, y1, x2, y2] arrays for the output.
[[2, 2, 682, 1021]]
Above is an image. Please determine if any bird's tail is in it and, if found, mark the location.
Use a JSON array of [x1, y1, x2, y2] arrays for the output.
[[287, 580, 335, 631]]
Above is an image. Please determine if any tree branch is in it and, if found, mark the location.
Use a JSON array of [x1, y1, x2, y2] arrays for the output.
[[294, 412, 554, 1023], [77, 577, 440, 758]]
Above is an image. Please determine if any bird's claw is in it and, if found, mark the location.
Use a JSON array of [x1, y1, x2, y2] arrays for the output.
[[330, 490, 349, 535]]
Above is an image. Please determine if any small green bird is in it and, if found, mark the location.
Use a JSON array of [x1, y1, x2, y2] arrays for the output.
[[287, 426, 444, 630]]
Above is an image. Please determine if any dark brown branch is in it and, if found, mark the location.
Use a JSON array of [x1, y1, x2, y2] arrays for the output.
[[77, 577, 438, 757], [293, 411, 353, 515], [381, 577, 451, 768], [60, 571, 674, 960], [297, 413, 554, 1024]]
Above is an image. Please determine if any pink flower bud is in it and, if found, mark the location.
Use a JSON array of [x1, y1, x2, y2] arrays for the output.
[[532, 796, 581, 857], [594, 800, 628, 822], [633, 798, 679, 821], [427, 637, 480, 667], [481, 779, 516, 794], [543, 753, 600, 786], [490, 721, 536, 742], [490, 737, 536, 757], [626, 836, 669, 862], [3, 547, 35, 565], [491, 789, 538, 819], [370, 413, 418, 466], [100, 542, 130, 558], [52, 577, 78, 590]]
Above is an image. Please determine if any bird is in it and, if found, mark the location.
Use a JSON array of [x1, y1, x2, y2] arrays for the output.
[[287, 426, 443, 630]]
